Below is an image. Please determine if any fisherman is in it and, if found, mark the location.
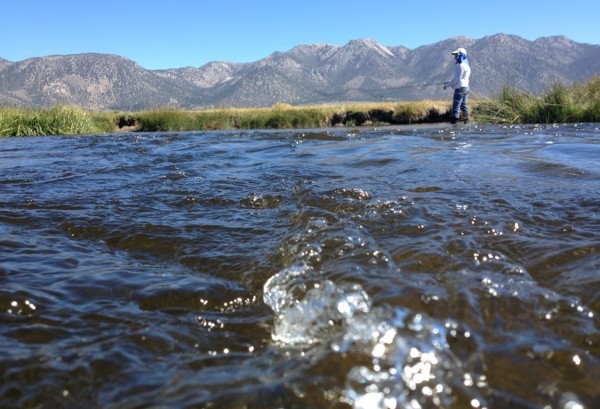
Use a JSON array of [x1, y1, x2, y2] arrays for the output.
[[444, 47, 471, 124]]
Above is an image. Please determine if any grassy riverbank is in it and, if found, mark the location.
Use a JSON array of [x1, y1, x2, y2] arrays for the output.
[[0, 101, 450, 136], [1, 76, 599, 136], [127, 100, 450, 133], [0, 106, 117, 137], [475, 75, 600, 124]]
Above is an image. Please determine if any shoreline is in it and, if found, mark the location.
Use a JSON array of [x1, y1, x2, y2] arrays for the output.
[[2, 76, 600, 136]]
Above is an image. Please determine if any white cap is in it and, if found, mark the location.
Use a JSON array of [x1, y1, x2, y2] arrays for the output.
[[452, 47, 467, 55]]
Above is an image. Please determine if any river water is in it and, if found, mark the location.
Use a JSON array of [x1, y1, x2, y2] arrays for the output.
[[1, 124, 599, 409]]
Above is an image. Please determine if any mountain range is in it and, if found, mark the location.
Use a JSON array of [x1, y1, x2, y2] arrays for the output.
[[1, 33, 599, 110]]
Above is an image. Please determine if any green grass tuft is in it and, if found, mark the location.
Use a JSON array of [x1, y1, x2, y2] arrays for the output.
[[473, 75, 600, 124], [0, 105, 114, 137]]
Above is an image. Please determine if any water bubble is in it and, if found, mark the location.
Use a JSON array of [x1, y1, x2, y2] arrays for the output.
[[263, 263, 314, 314], [196, 316, 224, 331], [240, 193, 282, 209], [267, 279, 372, 346], [559, 393, 584, 409], [6, 299, 38, 315]]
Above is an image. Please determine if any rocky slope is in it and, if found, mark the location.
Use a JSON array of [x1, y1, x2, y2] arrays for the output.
[[1, 34, 599, 110]]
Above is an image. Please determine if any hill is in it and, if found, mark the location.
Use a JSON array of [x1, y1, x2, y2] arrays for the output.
[[1, 34, 599, 110]]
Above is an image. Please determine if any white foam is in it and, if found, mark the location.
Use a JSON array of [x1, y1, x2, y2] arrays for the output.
[[263, 214, 489, 407]]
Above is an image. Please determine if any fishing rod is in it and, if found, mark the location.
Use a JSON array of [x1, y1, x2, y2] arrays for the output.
[[349, 57, 462, 95], [377, 82, 447, 90], [312, 82, 447, 101], [340, 82, 447, 93]]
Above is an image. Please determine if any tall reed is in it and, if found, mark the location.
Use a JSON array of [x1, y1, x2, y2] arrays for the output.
[[131, 101, 450, 132], [0, 106, 114, 136], [474, 75, 600, 124], [133, 105, 337, 132]]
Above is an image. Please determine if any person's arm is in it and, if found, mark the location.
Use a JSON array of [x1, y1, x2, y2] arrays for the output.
[[446, 64, 461, 89], [460, 64, 471, 86]]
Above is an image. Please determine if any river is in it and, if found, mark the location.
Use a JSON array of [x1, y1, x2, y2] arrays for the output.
[[1, 124, 599, 408]]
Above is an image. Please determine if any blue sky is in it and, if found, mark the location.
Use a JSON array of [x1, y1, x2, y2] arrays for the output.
[[1, 0, 598, 70]]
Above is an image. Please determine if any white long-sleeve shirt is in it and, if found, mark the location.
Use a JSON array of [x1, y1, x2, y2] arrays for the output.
[[448, 61, 471, 89]]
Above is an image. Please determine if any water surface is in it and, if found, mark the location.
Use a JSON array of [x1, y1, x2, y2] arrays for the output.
[[1, 124, 599, 408]]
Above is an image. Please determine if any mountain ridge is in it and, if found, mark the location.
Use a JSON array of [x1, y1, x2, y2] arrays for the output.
[[1, 34, 599, 110]]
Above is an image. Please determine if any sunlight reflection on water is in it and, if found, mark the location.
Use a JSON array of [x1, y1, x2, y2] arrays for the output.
[[1, 123, 599, 408]]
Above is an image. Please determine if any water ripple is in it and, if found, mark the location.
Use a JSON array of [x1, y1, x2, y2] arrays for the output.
[[1, 124, 599, 408]]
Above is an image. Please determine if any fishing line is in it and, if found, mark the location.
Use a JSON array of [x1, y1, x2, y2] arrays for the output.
[[312, 82, 448, 101], [300, 58, 458, 102], [314, 58, 459, 99]]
